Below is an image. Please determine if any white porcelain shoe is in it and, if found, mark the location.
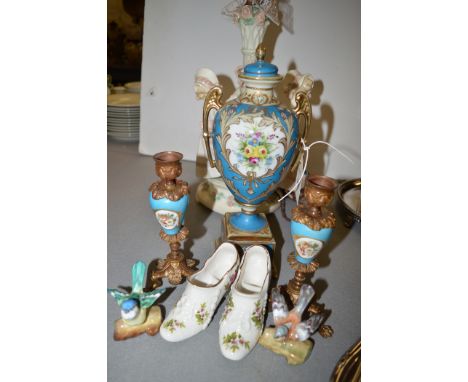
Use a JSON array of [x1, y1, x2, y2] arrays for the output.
[[160, 242, 239, 342], [219, 245, 271, 361]]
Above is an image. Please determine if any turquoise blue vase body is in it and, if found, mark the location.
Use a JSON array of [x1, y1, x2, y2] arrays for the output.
[[210, 56, 300, 232], [149, 192, 189, 235], [290, 220, 334, 264]]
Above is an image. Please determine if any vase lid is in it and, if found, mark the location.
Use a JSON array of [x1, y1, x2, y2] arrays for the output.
[[240, 44, 282, 81]]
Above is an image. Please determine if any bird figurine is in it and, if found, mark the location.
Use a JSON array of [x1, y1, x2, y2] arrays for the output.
[[271, 284, 325, 341], [120, 298, 140, 321], [108, 261, 165, 326]]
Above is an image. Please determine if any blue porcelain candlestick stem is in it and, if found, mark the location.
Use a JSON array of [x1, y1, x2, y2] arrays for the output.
[[148, 151, 196, 287], [202, 44, 311, 247]]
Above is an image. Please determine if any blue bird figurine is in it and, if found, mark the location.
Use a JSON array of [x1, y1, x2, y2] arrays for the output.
[[108, 261, 165, 326]]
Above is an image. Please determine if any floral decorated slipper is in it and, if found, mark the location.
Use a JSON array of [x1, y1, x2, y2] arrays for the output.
[[160, 242, 239, 342], [219, 245, 271, 361]]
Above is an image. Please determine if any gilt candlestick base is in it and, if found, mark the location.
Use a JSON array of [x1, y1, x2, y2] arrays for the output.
[[151, 227, 196, 288]]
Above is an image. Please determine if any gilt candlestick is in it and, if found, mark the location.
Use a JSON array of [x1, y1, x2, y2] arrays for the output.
[[148, 151, 197, 288], [275, 175, 337, 338]]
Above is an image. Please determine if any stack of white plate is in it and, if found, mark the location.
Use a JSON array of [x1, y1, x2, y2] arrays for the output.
[[107, 93, 140, 142], [124, 81, 141, 94]]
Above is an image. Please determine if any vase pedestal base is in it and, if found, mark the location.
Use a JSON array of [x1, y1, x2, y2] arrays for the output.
[[223, 213, 275, 246], [113, 306, 162, 341], [215, 213, 278, 278]]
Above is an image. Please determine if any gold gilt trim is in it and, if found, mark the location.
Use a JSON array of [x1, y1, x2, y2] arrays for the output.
[[238, 73, 283, 81], [202, 86, 223, 168], [290, 91, 312, 169], [159, 226, 189, 243], [287, 252, 319, 272], [319, 325, 334, 338], [332, 339, 361, 382], [291, 206, 336, 231], [245, 85, 276, 91], [149, 180, 189, 201], [239, 87, 278, 106]]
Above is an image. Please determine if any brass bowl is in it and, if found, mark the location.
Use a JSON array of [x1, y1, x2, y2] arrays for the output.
[[337, 178, 361, 228]]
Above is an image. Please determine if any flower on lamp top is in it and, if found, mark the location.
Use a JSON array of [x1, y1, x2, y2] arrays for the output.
[[222, 0, 280, 27], [255, 10, 266, 25], [241, 5, 252, 19]]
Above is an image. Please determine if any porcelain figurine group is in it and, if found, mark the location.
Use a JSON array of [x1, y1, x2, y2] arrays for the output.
[[108, 243, 270, 360], [108, 246, 324, 362], [109, 8, 340, 364]]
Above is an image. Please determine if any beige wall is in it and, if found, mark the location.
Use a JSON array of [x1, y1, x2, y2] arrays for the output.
[[139, 0, 360, 179]]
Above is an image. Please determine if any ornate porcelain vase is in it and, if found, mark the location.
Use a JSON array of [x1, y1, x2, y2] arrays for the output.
[[202, 45, 311, 233], [148, 151, 189, 236], [290, 175, 337, 264]]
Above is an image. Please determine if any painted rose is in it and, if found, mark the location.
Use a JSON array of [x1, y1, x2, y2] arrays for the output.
[[255, 10, 266, 25], [241, 5, 252, 19]]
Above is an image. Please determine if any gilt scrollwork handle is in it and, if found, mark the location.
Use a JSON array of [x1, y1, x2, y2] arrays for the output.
[[291, 91, 312, 171], [332, 339, 361, 382], [202, 86, 223, 168]]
